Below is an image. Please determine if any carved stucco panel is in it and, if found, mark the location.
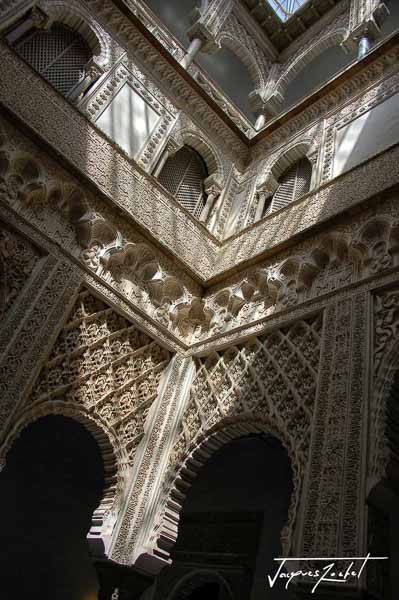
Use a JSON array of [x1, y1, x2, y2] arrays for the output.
[[300, 294, 368, 562]]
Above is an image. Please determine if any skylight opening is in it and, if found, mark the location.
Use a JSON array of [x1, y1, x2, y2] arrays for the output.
[[267, 0, 309, 21]]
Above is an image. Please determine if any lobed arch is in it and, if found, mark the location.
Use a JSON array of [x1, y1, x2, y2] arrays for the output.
[[274, 28, 350, 105], [0, 401, 123, 550], [153, 417, 302, 563], [167, 569, 234, 600]]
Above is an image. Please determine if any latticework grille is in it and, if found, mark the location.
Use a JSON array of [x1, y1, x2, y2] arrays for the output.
[[158, 146, 208, 219], [15, 23, 92, 97], [272, 157, 312, 212]]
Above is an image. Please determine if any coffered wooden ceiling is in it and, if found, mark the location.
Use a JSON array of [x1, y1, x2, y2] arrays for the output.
[[241, 0, 343, 52]]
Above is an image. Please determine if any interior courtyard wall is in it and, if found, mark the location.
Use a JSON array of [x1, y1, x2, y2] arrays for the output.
[[0, 0, 399, 598]]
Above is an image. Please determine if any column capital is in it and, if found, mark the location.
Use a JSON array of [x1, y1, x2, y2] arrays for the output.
[[204, 174, 223, 196], [342, 0, 389, 51], [186, 0, 234, 54], [257, 173, 279, 197]]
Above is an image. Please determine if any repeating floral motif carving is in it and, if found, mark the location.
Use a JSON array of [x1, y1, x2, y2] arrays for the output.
[[81, 57, 176, 170], [2, 108, 399, 346], [0, 44, 220, 279], [0, 118, 214, 343], [204, 211, 399, 339], [369, 288, 399, 488], [153, 314, 322, 560], [110, 355, 193, 563], [2, 287, 172, 542], [2, 37, 399, 283], [0, 258, 77, 429], [0, 221, 42, 320], [27, 288, 171, 467], [83, 0, 249, 160]]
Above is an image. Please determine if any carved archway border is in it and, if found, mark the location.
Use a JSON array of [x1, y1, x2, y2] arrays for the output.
[[0, 400, 124, 549], [369, 294, 399, 489], [152, 416, 303, 563], [218, 33, 263, 92], [39, 0, 113, 69], [173, 127, 226, 185], [268, 139, 314, 181]]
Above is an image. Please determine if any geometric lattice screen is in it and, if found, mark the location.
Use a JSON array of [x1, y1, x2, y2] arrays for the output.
[[158, 145, 208, 219], [15, 23, 92, 97], [272, 157, 312, 211]]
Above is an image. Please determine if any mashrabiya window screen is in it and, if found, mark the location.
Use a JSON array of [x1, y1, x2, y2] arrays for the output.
[[158, 146, 208, 219], [271, 157, 312, 212], [15, 22, 92, 97]]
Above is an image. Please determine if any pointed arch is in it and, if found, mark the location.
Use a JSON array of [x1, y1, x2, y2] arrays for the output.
[[370, 316, 399, 488]]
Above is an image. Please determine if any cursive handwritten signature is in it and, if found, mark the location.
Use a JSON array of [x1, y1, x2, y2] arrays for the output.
[[267, 554, 388, 594]]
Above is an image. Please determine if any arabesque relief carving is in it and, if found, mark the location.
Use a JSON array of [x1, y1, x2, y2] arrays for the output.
[[152, 314, 322, 560], [1, 287, 172, 544], [2, 112, 399, 345]]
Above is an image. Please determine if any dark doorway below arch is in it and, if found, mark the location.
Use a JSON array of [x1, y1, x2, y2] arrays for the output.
[[154, 434, 295, 600], [188, 581, 220, 599], [0, 415, 105, 600]]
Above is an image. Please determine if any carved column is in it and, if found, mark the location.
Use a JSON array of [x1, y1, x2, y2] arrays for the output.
[[343, 0, 389, 55], [296, 293, 369, 595], [248, 64, 282, 129], [71, 59, 104, 102], [109, 355, 196, 568], [200, 174, 223, 223], [254, 174, 278, 221], [181, 0, 234, 68]]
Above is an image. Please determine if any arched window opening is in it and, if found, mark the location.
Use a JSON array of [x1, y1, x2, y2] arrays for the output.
[[0, 415, 105, 600], [14, 22, 92, 97], [158, 145, 209, 219], [272, 157, 312, 211]]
